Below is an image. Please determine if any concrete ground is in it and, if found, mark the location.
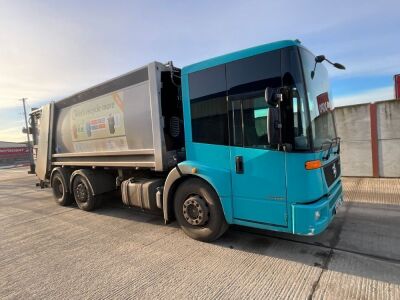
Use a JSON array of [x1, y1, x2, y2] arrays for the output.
[[0, 168, 399, 299]]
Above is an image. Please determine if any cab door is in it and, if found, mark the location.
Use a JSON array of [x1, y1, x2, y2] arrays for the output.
[[229, 98, 287, 226], [226, 50, 287, 226]]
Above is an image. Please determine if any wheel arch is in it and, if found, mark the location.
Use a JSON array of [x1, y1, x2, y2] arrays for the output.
[[163, 162, 233, 224], [50, 167, 73, 192]]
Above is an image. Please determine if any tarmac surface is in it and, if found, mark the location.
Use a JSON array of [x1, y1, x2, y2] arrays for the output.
[[0, 167, 399, 299]]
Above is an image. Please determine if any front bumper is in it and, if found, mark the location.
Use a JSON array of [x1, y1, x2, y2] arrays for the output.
[[291, 180, 343, 236]]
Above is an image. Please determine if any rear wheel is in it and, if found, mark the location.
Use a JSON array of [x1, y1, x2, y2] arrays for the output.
[[174, 178, 228, 242], [72, 175, 101, 211], [51, 172, 73, 206]]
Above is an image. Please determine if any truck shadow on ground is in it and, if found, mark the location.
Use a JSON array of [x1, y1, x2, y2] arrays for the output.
[[5, 185, 400, 287], [4, 169, 399, 288], [91, 195, 400, 286]]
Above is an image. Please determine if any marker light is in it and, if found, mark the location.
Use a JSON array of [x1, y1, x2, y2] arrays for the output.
[[305, 160, 322, 170], [315, 211, 321, 221]]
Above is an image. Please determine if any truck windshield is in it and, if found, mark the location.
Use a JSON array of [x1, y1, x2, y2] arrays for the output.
[[300, 48, 336, 150]]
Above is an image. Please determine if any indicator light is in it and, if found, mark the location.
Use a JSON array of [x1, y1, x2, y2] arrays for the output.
[[305, 160, 322, 170]]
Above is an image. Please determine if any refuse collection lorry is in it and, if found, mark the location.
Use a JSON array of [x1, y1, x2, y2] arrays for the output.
[[29, 40, 344, 241]]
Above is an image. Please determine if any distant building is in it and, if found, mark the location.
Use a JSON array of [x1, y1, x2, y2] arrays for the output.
[[0, 141, 30, 166]]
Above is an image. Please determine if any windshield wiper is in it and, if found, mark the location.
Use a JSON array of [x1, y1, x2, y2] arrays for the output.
[[322, 137, 340, 160]]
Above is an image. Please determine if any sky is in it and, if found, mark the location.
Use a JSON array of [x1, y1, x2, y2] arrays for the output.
[[0, 0, 399, 142]]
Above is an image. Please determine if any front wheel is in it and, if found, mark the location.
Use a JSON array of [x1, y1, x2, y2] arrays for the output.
[[174, 178, 228, 242]]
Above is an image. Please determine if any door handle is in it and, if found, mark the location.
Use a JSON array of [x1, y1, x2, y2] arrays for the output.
[[235, 156, 244, 174]]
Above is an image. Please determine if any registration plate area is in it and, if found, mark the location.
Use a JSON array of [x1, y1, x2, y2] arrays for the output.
[[335, 195, 343, 211]]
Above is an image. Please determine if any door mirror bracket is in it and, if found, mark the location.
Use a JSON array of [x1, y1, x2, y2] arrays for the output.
[[265, 86, 291, 108], [265, 87, 283, 108]]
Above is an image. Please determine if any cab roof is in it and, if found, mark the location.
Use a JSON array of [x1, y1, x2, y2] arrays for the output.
[[182, 39, 301, 75]]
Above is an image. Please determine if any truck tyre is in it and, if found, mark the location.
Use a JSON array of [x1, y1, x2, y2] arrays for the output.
[[72, 175, 101, 211], [174, 178, 229, 242], [51, 172, 73, 206]]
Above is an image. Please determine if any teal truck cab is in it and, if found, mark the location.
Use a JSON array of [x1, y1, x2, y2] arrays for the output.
[[31, 39, 344, 242], [173, 39, 344, 240]]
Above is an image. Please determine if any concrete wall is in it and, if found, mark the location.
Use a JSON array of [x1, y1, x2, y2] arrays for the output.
[[334, 99, 400, 178], [334, 104, 372, 177], [376, 101, 400, 177]]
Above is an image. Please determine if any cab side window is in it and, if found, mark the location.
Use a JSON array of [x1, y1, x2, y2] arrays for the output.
[[189, 65, 228, 145], [230, 97, 270, 148], [227, 50, 282, 149]]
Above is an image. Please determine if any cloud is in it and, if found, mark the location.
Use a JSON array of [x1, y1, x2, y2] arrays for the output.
[[328, 47, 400, 79], [0, 1, 148, 109], [0, 126, 26, 143], [333, 86, 395, 107], [0, 0, 399, 141]]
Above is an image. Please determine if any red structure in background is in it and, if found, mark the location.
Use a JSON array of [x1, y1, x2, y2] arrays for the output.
[[0, 147, 30, 164], [369, 104, 379, 178], [395, 74, 400, 99], [316, 92, 331, 114], [0, 147, 29, 158]]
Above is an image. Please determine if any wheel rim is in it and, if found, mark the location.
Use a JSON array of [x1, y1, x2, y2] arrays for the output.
[[183, 195, 209, 226], [75, 182, 88, 203], [53, 178, 64, 198]]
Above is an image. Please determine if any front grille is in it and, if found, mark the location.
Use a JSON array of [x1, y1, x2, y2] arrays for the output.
[[323, 158, 341, 188]]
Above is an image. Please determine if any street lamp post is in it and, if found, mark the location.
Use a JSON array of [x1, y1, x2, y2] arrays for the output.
[[20, 98, 35, 174]]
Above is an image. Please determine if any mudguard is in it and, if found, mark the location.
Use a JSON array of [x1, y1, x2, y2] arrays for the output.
[[70, 169, 116, 196]]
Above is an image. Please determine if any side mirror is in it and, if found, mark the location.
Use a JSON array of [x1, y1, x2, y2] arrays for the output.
[[264, 87, 282, 108]]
